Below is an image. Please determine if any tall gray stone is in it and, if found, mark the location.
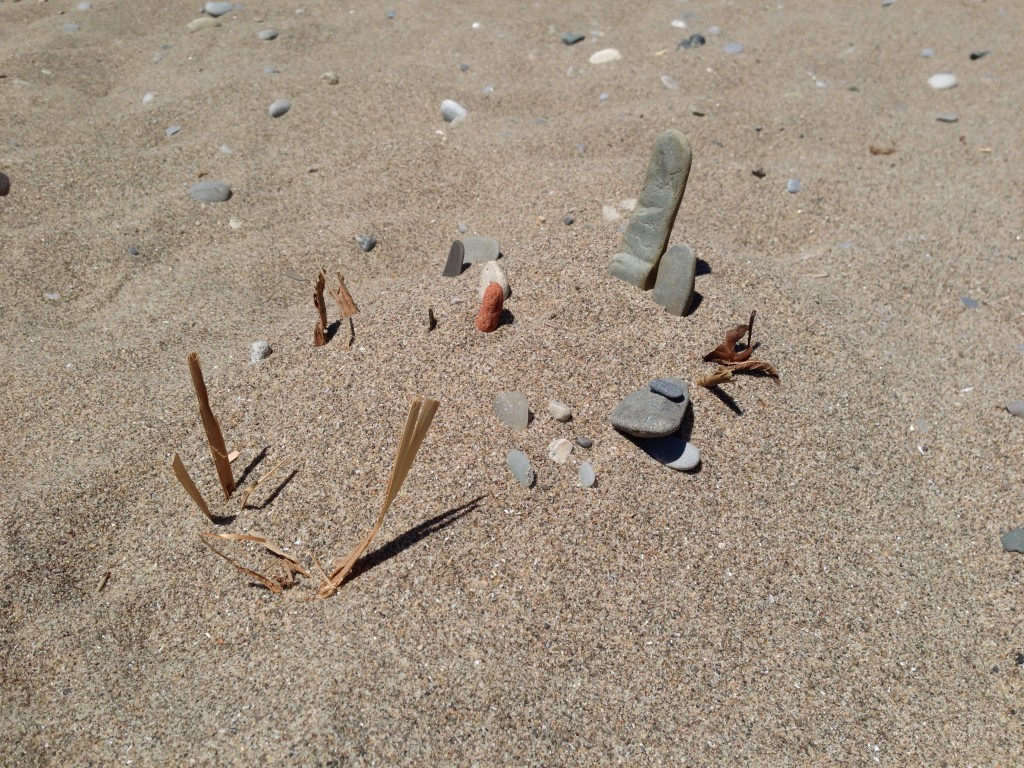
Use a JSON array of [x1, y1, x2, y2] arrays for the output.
[[608, 130, 692, 290], [651, 244, 697, 315]]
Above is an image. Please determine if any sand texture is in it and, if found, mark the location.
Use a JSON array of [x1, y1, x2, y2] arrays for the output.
[[2, 0, 1023, 764]]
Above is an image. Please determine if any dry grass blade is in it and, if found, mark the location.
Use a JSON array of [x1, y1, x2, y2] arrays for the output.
[[202, 538, 283, 594], [202, 532, 310, 575], [238, 457, 288, 510], [329, 272, 360, 317], [320, 395, 440, 597], [696, 369, 734, 388], [188, 353, 235, 499], [726, 359, 780, 381], [171, 452, 215, 520]]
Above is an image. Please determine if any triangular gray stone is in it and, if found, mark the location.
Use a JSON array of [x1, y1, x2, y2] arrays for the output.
[[442, 240, 464, 276]]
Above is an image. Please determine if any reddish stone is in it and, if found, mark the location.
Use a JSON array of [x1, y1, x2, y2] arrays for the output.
[[475, 282, 504, 332]]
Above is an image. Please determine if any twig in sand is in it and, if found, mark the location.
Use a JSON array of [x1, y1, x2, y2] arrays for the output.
[[238, 457, 288, 510], [188, 353, 236, 499], [313, 272, 328, 347], [201, 532, 310, 577], [328, 271, 360, 318], [319, 395, 440, 597], [171, 452, 216, 520], [96, 571, 111, 593], [201, 537, 283, 594]]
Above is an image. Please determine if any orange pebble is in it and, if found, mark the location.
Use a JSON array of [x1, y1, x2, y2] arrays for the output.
[[475, 282, 504, 332]]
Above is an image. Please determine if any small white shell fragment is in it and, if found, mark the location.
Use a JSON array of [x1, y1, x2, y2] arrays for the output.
[[589, 48, 623, 65], [927, 73, 958, 90]]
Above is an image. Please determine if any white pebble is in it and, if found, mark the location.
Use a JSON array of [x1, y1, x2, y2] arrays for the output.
[[441, 99, 468, 124], [548, 400, 572, 422], [928, 73, 958, 90], [142, 91, 155, 104], [589, 49, 622, 65], [269, 98, 291, 117], [250, 340, 272, 363], [579, 462, 596, 488], [548, 438, 573, 464], [478, 261, 510, 300]]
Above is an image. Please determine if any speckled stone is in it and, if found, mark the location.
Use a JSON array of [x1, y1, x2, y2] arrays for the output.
[[250, 341, 272, 363], [548, 400, 572, 422]]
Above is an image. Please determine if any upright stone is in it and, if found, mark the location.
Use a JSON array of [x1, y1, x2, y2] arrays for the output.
[[651, 244, 697, 315], [442, 240, 464, 276], [608, 130, 692, 290]]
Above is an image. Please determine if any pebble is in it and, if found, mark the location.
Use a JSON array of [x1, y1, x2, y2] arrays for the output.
[[127, 246, 140, 256], [188, 17, 220, 32], [264, 67, 280, 74], [548, 438, 573, 464], [259, 29, 278, 40], [0, 172, 9, 197], [649, 378, 688, 401], [610, 388, 686, 438], [269, 99, 291, 117], [478, 261, 510, 300], [969, 51, 989, 61], [494, 392, 529, 430], [204, 2, 233, 17], [563, 214, 574, 225], [187, 180, 232, 203], [961, 296, 979, 309], [579, 462, 596, 488], [651, 244, 697, 316], [356, 235, 377, 252], [935, 113, 959, 123], [548, 400, 572, 422], [321, 72, 339, 85], [678, 34, 705, 50], [787, 178, 801, 194], [921, 48, 935, 58], [76, 1, 92, 8], [462, 236, 499, 263], [387, 10, 397, 20], [661, 74, 678, 89], [142, 92, 156, 105], [442, 240, 465, 277], [475, 283, 504, 333], [507, 450, 535, 488], [561, 32, 585, 45], [1001, 527, 1024, 554], [670, 19, 687, 29], [576, 436, 593, 449], [635, 436, 701, 471], [928, 73, 958, 90], [165, 125, 181, 137], [250, 340, 272, 363], [589, 49, 622, 65], [441, 99, 468, 124], [63, 23, 80, 32], [1006, 401, 1024, 419], [722, 42, 744, 54]]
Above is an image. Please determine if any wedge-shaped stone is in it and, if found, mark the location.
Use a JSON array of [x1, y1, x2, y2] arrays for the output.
[[651, 244, 697, 315]]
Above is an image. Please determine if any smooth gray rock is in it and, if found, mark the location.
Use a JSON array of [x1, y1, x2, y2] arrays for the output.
[[651, 244, 697, 315], [259, 29, 279, 40], [649, 378, 688, 402], [579, 462, 596, 488], [494, 392, 529, 430], [441, 99, 468, 123], [1006, 401, 1024, 418], [463, 236, 500, 264], [507, 450, 535, 488], [442, 240, 464, 276], [0, 172, 10, 196], [187, 180, 232, 203], [787, 178, 801, 194], [165, 125, 181, 137], [561, 32, 585, 45], [356, 235, 377, 252], [204, 2, 233, 17], [576, 436, 593, 449], [610, 389, 685, 438], [250, 340, 272, 363], [1001, 527, 1024, 553], [636, 436, 701, 470], [548, 400, 572, 422], [608, 130, 692, 290], [269, 99, 291, 117], [936, 113, 959, 123]]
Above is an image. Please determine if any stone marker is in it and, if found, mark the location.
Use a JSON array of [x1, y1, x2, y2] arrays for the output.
[[442, 240, 464, 276], [608, 130, 693, 289], [651, 243, 697, 315], [462, 236, 500, 263], [494, 392, 529, 430]]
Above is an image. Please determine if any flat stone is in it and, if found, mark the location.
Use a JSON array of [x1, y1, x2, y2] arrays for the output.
[[576, 436, 593, 449], [635, 436, 701, 471], [442, 240, 465, 276], [187, 180, 232, 203], [1006, 401, 1024, 419], [561, 32, 585, 45], [787, 178, 801, 194], [250, 340, 272, 363], [678, 33, 706, 50], [610, 389, 685, 438], [462, 236, 499, 264], [165, 125, 181, 137], [935, 113, 959, 123], [204, 2, 233, 16], [1001, 527, 1024, 553], [928, 73, 958, 90], [589, 49, 622, 65], [649, 378, 688, 402], [548, 438, 573, 464], [608, 130, 693, 290], [507, 450, 535, 488], [269, 99, 291, 117], [579, 462, 596, 488], [478, 261, 510, 300], [356, 235, 377, 252], [188, 17, 220, 31], [258, 29, 278, 40], [651, 244, 697, 315], [441, 99, 468, 124], [321, 72, 339, 85], [548, 400, 572, 422], [494, 392, 529, 430], [0, 172, 10, 196]]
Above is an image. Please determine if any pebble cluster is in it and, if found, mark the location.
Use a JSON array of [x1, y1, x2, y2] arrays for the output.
[[494, 393, 595, 488]]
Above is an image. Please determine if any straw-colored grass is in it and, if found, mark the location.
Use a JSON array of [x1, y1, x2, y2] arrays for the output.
[[188, 353, 235, 499]]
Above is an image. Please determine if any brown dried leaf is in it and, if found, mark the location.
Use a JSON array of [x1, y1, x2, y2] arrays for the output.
[[201, 532, 309, 575], [703, 310, 757, 364], [696, 369, 734, 388], [329, 272, 360, 318], [869, 145, 896, 156], [170, 452, 215, 521]]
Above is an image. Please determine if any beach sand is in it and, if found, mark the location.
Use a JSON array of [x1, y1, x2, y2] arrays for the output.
[[2, 0, 1022, 763]]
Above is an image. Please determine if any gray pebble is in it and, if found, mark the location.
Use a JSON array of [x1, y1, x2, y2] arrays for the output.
[[258, 29, 279, 40], [1001, 527, 1024, 553], [678, 33, 705, 50], [563, 214, 574, 225], [264, 66, 280, 74], [459, 63, 470, 72], [269, 99, 291, 117], [610, 389, 686, 438], [387, 10, 397, 19], [935, 113, 959, 123], [187, 180, 232, 203], [561, 32, 585, 45], [204, 2, 233, 17], [507, 450, 535, 488], [921, 48, 935, 58], [961, 296, 979, 309], [356, 235, 377, 252], [76, 1, 92, 8], [970, 51, 989, 61], [165, 124, 181, 137], [635, 436, 701, 471], [649, 378, 688, 401], [494, 392, 529, 430], [0, 171, 9, 197], [579, 462, 596, 488], [462, 236, 500, 264], [457, 223, 469, 234], [64, 23, 80, 32], [250, 340, 272, 363], [576, 436, 593, 449], [548, 400, 572, 422], [442, 240, 464, 277], [787, 178, 801, 194], [441, 99, 468, 124], [127, 246, 140, 256], [723, 42, 744, 54], [1006, 401, 1024, 419]]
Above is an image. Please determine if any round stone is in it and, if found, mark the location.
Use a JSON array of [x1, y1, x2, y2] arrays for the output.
[[269, 99, 291, 117], [649, 378, 688, 402], [579, 462, 596, 488], [187, 180, 232, 203], [0, 172, 10, 197], [548, 400, 572, 423], [548, 438, 573, 464], [250, 340, 272, 363], [355, 235, 377, 252], [441, 99, 468, 124], [787, 178, 801, 194], [589, 49, 622, 65], [204, 2, 233, 17], [258, 29, 278, 40], [610, 390, 685, 438], [576, 436, 594, 449], [928, 73, 958, 90], [507, 450, 535, 488]]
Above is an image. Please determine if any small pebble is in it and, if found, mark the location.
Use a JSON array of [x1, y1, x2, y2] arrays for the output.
[[961, 296, 979, 309], [187, 17, 219, 32], [387, 10, 396, 19], [441, 99, 468, 124], [219, 145, 232, 154], [250, 340, 272, 363], [921, 48, 935, 58], [1001, 527, 1024, 554], [649, 378, 687, 401], [563, 214, 574, 225], [269, 99, 291, 117], [787, 178, 801, 194], [321, 72, 339, 85], [355, 235, 377, 252], [187, 180, 232, 203], [576, 436, 593, 449], [63, 23, 80, 32], [579, 462, 596, 488], [678, 34, 705, 50], [969, 51, 989, 61], [264, 67, 280, 74], [589, 49, 622, 65], [670, 19, 687, 29], [548, 438, 573, 464], [142, 92, 156, 105], [44, 292, 61, 301], [928, 73, 958, 90], [459, 63, 470, 72], [127, 246, 140, 256], [548, 400, 572, 423], [494, 392, 529, 430], [935, 113, 959, 123], [507, 450, 535, 488], [722, 42, 744, 54], [204, 2, 233, 17], [462, 236, 500, 263], [76, 1, 92, 9], [258, 29, 278, 40], [1005, 401, 1024, 419], [660, 74, 678, 89], [561, 32, 585, 45], [0, 172, 10, 197], [165, 125, 181, 137]]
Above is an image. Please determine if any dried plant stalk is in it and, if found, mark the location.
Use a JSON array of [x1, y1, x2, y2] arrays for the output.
[[329, 272, 360, 317], [319, 395, 440, 597], [727, 359, 780, 381], [171, 452, 216, 520], [696, 369, 734, 388], [202, 532, 310, 576], [188, 353, 235, 499], [313, 272, 328, 347], [238, 457, 288, 510], [202, 538, 282, 594]]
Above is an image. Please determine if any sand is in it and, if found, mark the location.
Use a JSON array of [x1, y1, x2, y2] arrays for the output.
[[2, 0, 1023, 764]]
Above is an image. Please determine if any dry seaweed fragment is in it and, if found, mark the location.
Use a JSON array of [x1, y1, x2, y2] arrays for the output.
[[695, 369, 734, 388], [726, 360, 779, 379], [201, 532, 310, 576], [187, 353, 235, 499], [319, 395, 440, 597], [170, 453, 215, 520]]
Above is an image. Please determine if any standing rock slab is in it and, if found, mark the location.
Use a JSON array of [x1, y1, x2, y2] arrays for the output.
[[494, 392, 529, 430], [610, 389, 686, 438], [608, 130, 693, 290], [188, 180, 232, 202], [651, 243, 697, 315], [463, 236, 500, 264], [442, 240, 465, 276], [507, 450, 535, 488]]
